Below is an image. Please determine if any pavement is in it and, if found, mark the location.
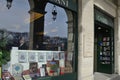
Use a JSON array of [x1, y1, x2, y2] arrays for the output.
[[94, 72, 120, 80]]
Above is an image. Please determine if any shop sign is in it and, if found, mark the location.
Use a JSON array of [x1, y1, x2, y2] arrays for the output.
[[95, 9, 114, 27], [49, 0, 68, 7], [49, 0, 77, 12]]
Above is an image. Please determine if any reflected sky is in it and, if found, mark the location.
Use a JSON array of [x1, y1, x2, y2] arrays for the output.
[[45, 3, 68, 37], [0, 0, 67, 37], [0, 0, 29, 32]]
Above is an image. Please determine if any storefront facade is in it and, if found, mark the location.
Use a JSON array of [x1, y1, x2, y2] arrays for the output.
[[94, 7, 114, 74], [77, 0, 120, 80], [1, 0, 120, 80], [0, 0, 78, 80], [27, 0, 78, 80]]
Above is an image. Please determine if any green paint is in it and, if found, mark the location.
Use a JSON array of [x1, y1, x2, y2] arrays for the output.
[[49, 0, 77, 12]]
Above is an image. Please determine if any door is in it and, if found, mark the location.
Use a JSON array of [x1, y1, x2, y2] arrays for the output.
[[94, 23, 114, 74]]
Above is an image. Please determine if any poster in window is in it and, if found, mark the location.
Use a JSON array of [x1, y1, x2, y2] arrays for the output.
[[103, 47, 107, 51], [38, 52, 46, 62], [106, 42, 110, 46], [106, 51, 110, 55], [28, 52, 36, 62], [18, 51, 27, 63], [46, 51, 53, 61], [103, 52, 107, 56], [103, 37, 107, 41], [12, 63, 23, 76], [67, 52, 73, 61], [100, 52, 102, 55], [60, 52, 65, 60], [53, 52, 59, 60], [40, 67, 45, 77], [103, 42, 106, 46], [107, 37, 110, 41]]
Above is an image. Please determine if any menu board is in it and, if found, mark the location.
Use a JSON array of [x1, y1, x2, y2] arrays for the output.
[[99, 36, 111, 64]]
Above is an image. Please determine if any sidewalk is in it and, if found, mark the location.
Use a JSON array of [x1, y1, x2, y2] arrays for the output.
[[94, 72, 120, 80], [110, 76, 120, 80]]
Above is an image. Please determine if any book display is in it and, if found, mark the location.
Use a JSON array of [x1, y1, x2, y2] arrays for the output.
[[99, 37, 111, 65], [0, 0, 78, 79], [12, 50, 73, 80], [23, 75, 31, 80], [1, 50, 74, 80]]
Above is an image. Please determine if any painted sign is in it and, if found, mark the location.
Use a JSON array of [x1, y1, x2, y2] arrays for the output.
[[49, 0, 68, 7], [49, 0, 77, 12]]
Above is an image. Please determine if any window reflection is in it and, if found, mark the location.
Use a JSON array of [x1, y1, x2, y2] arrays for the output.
[[0, 1, 76, 78], [0, 0, 30, 50], [0, 1, 71, 51], [43, 3, 68, 51]]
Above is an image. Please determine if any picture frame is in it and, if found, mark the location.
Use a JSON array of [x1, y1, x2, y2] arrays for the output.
[[103, 52, 106, 55], [100, 52, 102, 56], [40, 67, 45, 77], [103, 37, 107, 41], [103, 42, 106, 46], [29, 62, 38, 74], [67, 52, 73, 61], [46, 51, 53, 61], [18, 51, 27, 63], [106, 42, 110, 46], [107, 37, 110, 41], [60, 52, 65, 60], [106, 51, 110, 56], [38, 52, 46, 62], [12, 63, 23, 76], [53, 51, 59, 60], [28, 52, 36, 62], [103, 47, 107, 51]]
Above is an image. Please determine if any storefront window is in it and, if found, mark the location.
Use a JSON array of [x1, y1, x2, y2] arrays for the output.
[[30, 2, 76, 77], [0, 1, 76, 79], [43, 3, 68, 51], [0, 0, 30, 50]]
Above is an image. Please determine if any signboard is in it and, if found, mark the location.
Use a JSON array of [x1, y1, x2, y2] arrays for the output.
[[95, 9, 114, 27], [48, 0, 77, 12]]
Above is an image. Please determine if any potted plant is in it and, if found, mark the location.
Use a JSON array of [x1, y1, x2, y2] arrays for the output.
[[0, 29, 10, 78]]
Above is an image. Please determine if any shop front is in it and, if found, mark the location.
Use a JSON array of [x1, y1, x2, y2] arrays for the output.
[[28, 0, 78, 80], [0, 0, 78, 80], [94, 8, 114, 74]]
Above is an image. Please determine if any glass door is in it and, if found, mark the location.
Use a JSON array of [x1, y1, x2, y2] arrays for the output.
[[94, 23, 114, 74]]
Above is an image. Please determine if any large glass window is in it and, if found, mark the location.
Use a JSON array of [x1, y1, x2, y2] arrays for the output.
[[0, 1, 77, 79], [43, 3, 68, 51], [31, 2, 76, 76], [0, 0, 30, 50]]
